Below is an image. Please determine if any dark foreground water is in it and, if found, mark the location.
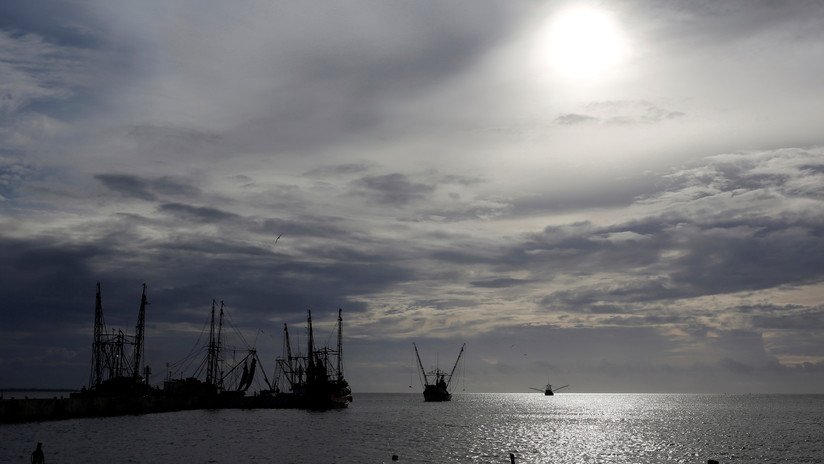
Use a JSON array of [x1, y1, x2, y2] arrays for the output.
[[1, 393, 822, 463]]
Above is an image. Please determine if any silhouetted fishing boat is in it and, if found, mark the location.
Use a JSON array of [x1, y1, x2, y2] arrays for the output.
[[272, 309, 352, 409], [1, 283, 160, 423], [162, 299, 276, 409], [529, 383, 569, 396], [413, 343, 465, 402], [0, 284, 277, 423]]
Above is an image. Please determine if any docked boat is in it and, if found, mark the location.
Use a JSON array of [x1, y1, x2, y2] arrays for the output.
[[162, 299, 275, 409], [1, 283, 159, 423], [0, 284, 277, 423], [413, 343, 465, 402], [272, 309, 352, 409]]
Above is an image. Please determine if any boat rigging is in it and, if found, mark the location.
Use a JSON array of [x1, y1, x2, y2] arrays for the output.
[[413, 342, 465, 402]]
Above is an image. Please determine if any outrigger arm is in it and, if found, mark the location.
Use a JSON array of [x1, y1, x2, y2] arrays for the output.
[[446, 343, 465, 389], [413, 343, 428, 385]]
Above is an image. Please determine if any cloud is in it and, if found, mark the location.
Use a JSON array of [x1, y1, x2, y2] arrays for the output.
[[0, 157, 34, 199], [95, 174, 156, 201], [0, 30, 79, 114], [470, 277, 534, 288], [555, 113, 598, 125], [158, 202, 239, 223], [95, 173, 200, 202], [303, 163, 373, 178], [555, 101, 686, 126], [352, 173, 436, 205]]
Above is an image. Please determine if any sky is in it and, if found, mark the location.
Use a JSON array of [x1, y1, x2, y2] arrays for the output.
[[2, 0, 824, 394]]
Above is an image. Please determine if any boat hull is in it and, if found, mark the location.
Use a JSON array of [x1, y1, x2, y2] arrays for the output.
[[423, 385, 451, 402]]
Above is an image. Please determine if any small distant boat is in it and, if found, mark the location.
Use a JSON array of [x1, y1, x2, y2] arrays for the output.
[[413, 343, 465, 402], [529, 384, 569, 396]]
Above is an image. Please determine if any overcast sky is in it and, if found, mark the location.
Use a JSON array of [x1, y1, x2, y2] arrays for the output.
[[2, 0, 824, 393]]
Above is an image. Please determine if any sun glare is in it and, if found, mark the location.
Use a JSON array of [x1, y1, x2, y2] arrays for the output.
[[536, 6, 628, 81]]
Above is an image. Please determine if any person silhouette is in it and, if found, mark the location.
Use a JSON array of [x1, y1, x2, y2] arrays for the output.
[[31, 442, 44, 464]]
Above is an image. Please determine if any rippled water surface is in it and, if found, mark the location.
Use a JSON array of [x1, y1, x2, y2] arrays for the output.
[[2, 393, 822, 463]]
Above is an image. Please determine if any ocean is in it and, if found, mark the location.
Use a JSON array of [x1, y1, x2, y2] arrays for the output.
[[1, 393, 822, 463]]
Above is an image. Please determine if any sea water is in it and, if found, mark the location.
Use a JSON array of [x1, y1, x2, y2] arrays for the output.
[[1, 393, 822, 463]]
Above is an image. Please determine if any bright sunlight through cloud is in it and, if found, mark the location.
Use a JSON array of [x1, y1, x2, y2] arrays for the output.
[[537, 5, 629, 81]]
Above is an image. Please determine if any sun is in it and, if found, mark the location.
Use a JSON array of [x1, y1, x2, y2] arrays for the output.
[[536, 6, 628, 80]]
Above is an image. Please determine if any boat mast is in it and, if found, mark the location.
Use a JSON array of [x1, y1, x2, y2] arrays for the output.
[[216, 300, 225, 389], [132, 283, 147, 380], [114, 329, 126, 378], [206, 300, 217, 385], [307, 310, 314, 356], [91, 282, 105, 388], [446, 343, 465, 389], [283, 323, 294, 385], [306, 310, 315, 382], [283, 324, 293, 362], [413, 343, 428, 385], [336, 308, 343, 380]]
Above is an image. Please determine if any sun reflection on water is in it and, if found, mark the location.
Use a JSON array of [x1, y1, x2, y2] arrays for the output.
[[2, 393, 822, 463]]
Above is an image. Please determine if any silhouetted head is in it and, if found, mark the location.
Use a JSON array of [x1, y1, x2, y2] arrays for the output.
[[36, 443, 42, 449]]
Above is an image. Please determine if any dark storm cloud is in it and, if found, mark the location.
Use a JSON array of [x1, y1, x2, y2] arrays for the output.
[[151, 177, 201, 197], [541, 278, 675, 310], [741, 304, 824, 330], [799, 163, 824, 175], [257, 216, 355, 240], [470, 277, 533, 288], [95, 174, 200, 202], [0, 212, 420, 386], [500, 222, 662, 275], [528, 217, 824, 308], [0, 237, 103, 328], [95, 174, 156, 200], [353, 173, 436, 205], [487, 149, 824, 316], [668, 223, 824, 294], [153, 237, 267, 257], [429, 249, 499, 266], [158, 202, 240, 223], [142, 247, 411, 320]]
